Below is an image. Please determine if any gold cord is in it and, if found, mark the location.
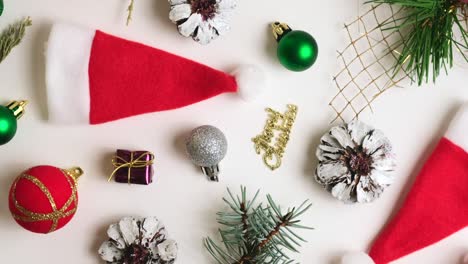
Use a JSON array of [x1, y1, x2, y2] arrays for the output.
[[109, 151, 154, 184]]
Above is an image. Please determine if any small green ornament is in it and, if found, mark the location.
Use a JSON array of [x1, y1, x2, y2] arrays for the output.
[[272, 22, 318, 72], [0, 0, 4, 16], [0, 100, 27, 146]]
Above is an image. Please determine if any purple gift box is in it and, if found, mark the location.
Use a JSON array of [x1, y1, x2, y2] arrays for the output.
[[113, 149, 154, 185]]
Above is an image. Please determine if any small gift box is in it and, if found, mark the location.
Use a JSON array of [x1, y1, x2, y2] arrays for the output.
[[109, 149, 155, 185]]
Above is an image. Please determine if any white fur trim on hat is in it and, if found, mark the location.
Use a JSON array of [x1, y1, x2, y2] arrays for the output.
[[446, 102, 468, 152], [46, 23, 95, 124]]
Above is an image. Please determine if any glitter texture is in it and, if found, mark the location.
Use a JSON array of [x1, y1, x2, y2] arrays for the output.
[[186, 125, 227, 167]]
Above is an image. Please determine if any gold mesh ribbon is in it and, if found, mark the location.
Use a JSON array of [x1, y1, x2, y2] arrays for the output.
[[330, 3, 468, 123], [330, 4, 410, 123], [108, 151, 155, 184], [10, 167, 82, 233]]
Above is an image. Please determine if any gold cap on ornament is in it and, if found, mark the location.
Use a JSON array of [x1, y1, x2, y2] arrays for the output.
[[271, 22, 292, 42], [64, 167, 84, 182], [6, 100, 28, 120]]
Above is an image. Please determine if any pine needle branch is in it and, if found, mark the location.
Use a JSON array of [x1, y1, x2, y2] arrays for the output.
[[0, 17, 32, 64], [205, 187, 312, 264], [367, 0, 468, 85], [240, 202, 250, 242], [0, 0, 4, 16]]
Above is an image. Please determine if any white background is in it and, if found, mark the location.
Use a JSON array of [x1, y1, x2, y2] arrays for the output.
[[0, 0, 467, 263]]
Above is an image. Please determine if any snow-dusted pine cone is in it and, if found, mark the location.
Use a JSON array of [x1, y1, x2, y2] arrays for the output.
[[98, 217, 178, 264], [168, 0, 237, 45], [315, 121, 396, 204]]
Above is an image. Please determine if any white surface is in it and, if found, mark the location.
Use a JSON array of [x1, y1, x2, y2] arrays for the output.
[[46, 23, 95, 124], [341, 252, 374, 264], [446, 102, 468, 153], [0, 1, 467, 264]]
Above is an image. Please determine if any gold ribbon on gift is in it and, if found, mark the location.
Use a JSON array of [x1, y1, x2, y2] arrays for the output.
[[108, 151, 155, 184]]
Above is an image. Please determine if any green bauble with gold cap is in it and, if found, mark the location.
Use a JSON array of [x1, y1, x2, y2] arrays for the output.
[[0, 101, 27, 146], [272, 22, 318, 72]]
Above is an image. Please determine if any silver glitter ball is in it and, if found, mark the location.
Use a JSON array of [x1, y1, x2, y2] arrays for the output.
[[185, 125, 228, 167]]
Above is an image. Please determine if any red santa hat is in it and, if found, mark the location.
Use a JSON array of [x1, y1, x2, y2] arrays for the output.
[[342, 102, 468, 264], [45, 23, 266, 124]]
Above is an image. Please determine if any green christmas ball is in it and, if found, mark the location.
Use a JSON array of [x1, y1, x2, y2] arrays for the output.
[[0, 0, 4, 16], [0, 106, 18, 146], [277, 30, 318, 72]]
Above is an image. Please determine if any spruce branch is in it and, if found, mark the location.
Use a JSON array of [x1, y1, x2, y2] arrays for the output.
[[205, 187, 312, 264], [127, 0, 135, 26], [0, 17, 32, 64], [0, 0, 4, 16], [367, 0, 468, 85]]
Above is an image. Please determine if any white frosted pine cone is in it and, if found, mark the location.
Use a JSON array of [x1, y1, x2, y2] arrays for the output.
[[168, 0, 237, 45], [157, 239, 178, 261], [98, 217, 177, 264], [315, 121, 396, 204]]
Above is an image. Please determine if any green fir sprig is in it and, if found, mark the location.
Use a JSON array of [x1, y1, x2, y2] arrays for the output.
[[0, 0, 4, 16], [204, 186, 313, 264], [0, 17, 32, 64], [368, 0, 468, 85]]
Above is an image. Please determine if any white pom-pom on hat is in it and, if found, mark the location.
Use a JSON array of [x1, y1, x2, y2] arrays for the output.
[[341, 252, 375, 264], [232, 65, 267, 101]]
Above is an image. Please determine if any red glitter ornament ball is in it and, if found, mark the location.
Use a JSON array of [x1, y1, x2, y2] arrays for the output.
[[8, 165, 83, 234]]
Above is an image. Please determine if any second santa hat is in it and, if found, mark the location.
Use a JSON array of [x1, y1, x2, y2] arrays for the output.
[[46, 23, 266, 124], [343, 102, 468, 264]]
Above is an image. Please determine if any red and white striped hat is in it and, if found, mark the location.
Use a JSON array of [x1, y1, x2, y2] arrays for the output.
[[343, 102, 468, 264], [46, 23, 266, 124]]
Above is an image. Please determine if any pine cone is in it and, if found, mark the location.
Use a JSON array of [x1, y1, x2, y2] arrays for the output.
[[98, 217, 177, 264], [168, 0, 237, 45], [315, 121, 396, 203]]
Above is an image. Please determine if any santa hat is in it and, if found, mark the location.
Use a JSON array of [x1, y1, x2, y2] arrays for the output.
[[45, 23, 266, 124], [342, 102, 468, 264]]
